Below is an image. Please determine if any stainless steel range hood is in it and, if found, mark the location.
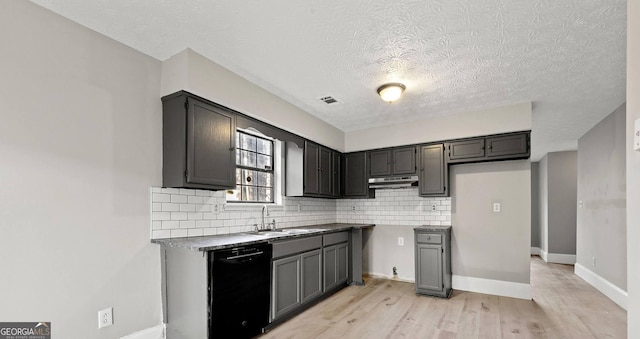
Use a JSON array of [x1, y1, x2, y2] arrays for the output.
[[368, 175, 419, 189]]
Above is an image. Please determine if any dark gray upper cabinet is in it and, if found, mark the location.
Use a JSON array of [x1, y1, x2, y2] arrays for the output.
[[369, 150, 392, 177], [486, 133, 529, 158], [419, 144, 448, 197], [448, 139, 485, 162], [369, 146, 416, 177], [331, 152, 341, 198], [319, 147, 332, 196], [447, 131, 530, 164], [303, 141, 337, 197], [303, 141, 320, 195], [162, 92, 236, 190], [342, 152, 373, 199]]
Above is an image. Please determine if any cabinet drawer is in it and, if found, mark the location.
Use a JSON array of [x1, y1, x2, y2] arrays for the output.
[[273, 236, 322, 258], [416, 233, 442, 244], [323, 232, 349, 246]]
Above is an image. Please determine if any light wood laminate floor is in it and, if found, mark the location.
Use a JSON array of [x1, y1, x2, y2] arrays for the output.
[[258, 256, 626, 339]]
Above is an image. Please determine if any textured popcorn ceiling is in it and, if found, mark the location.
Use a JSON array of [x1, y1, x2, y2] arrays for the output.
[[30, 0, 626, 160]]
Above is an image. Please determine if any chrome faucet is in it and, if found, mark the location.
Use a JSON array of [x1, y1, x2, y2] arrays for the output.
[[261, 205, 269, 230]]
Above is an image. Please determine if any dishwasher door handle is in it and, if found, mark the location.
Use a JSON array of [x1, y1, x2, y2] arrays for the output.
[[225, 251, 264, 260]]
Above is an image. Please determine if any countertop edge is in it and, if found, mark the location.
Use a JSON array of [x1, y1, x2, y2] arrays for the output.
[[151, 223, 375, 252]]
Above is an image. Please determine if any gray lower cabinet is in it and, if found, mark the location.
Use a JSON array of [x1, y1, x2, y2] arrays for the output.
[[323, 232, 349, 292], [301, 249, 323, 303], [414, 226, 452, 298], [271, 236, 324, 321], [272, 255, 301, 320]]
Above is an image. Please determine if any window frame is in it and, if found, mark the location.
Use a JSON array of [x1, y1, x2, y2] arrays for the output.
[[229, 129, 276, 203]]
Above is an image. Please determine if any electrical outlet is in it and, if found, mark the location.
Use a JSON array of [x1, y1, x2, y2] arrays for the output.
[[351, 205, 356, 211], [578, 200, 583, 208], [592, 257, 597, 267], [98, 307, 113, 328], [431, 204, 437, 211], [214, 204, 220, 213], [493, 203, 501, 213], [397, 237, 404, 246], [393, 266, 397, 275]]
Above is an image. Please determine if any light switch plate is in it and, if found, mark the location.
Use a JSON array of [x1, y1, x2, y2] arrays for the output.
[[634, 118, 640, 151]]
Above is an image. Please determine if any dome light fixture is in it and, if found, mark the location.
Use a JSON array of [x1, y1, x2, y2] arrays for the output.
[[377, 83, 406, 103]]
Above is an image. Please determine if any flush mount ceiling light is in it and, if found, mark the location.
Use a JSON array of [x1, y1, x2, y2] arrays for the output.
[[377, 83, 406, 103]]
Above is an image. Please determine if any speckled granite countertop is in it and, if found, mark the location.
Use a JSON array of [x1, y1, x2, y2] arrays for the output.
[[414, 225, 452, 232], [151, 223, 375, 251]]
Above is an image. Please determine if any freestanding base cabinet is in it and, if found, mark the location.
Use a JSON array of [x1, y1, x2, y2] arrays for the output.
[[414, 226, 452, 298]]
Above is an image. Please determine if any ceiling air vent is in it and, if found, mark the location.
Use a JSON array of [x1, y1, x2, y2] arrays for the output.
[[319, 96, 340, 105]]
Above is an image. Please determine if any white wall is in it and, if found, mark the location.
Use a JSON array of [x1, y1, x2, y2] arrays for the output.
[[0, 2, 163, 338], [450, 161, 531, 286], [345, 102, 531, 152], [161, 49, 345, 152], [627, 0, 640, 335]]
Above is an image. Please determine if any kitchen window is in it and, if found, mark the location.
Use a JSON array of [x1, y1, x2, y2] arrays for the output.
[[227, 129, 274, 203]]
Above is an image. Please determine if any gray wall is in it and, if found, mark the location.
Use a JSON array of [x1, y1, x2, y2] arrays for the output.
[[628, 0, 640, 333], [537, 151, 577, 256], [547, 151, 578, 254], [450, 160, 531, 284], [577, 104, 626, 290], [531, 162, 540, 248], [0, 2, 163, 338]]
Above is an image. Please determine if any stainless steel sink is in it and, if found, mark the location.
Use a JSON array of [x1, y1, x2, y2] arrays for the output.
[[245, 228, 325, 237]]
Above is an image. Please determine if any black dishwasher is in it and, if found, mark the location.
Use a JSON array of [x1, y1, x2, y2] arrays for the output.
[[209, 243, 272, 339]]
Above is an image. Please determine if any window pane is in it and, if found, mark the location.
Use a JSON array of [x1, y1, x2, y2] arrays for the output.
[[257, 154, 272, 170], [256, 172, 272, 187], [240, 150, 257, 167], [242, 186, 256, 201], [257, 138, 272, 155], [242, 169, 257, 186], [236, 168, 242, 184], [258, 188, 272, 202], [240, 133, 256, 151]]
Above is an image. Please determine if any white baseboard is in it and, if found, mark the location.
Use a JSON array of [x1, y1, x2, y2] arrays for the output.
[[574, 263, 627, 310], [539, 249, 575, 264], [530, 247, 541, 255], [120, 324, 166, 339], [452, 275, 531, 300], [546, 253, 576, 264], [540, 248, 548, 261]]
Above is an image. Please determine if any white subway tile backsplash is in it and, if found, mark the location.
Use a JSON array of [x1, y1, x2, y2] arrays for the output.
[[187, 229, 203, 237], [162, 221, 179, 230], [171, 194, 188, 203], [170, 229, 188, 238], [162, 203, 180, 212], [152, 212, 171, 221], [150, 186, 450, 239], [171, 212, 188, 221], [152, 193, 170, 203], [179, 220, 195, 229]]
